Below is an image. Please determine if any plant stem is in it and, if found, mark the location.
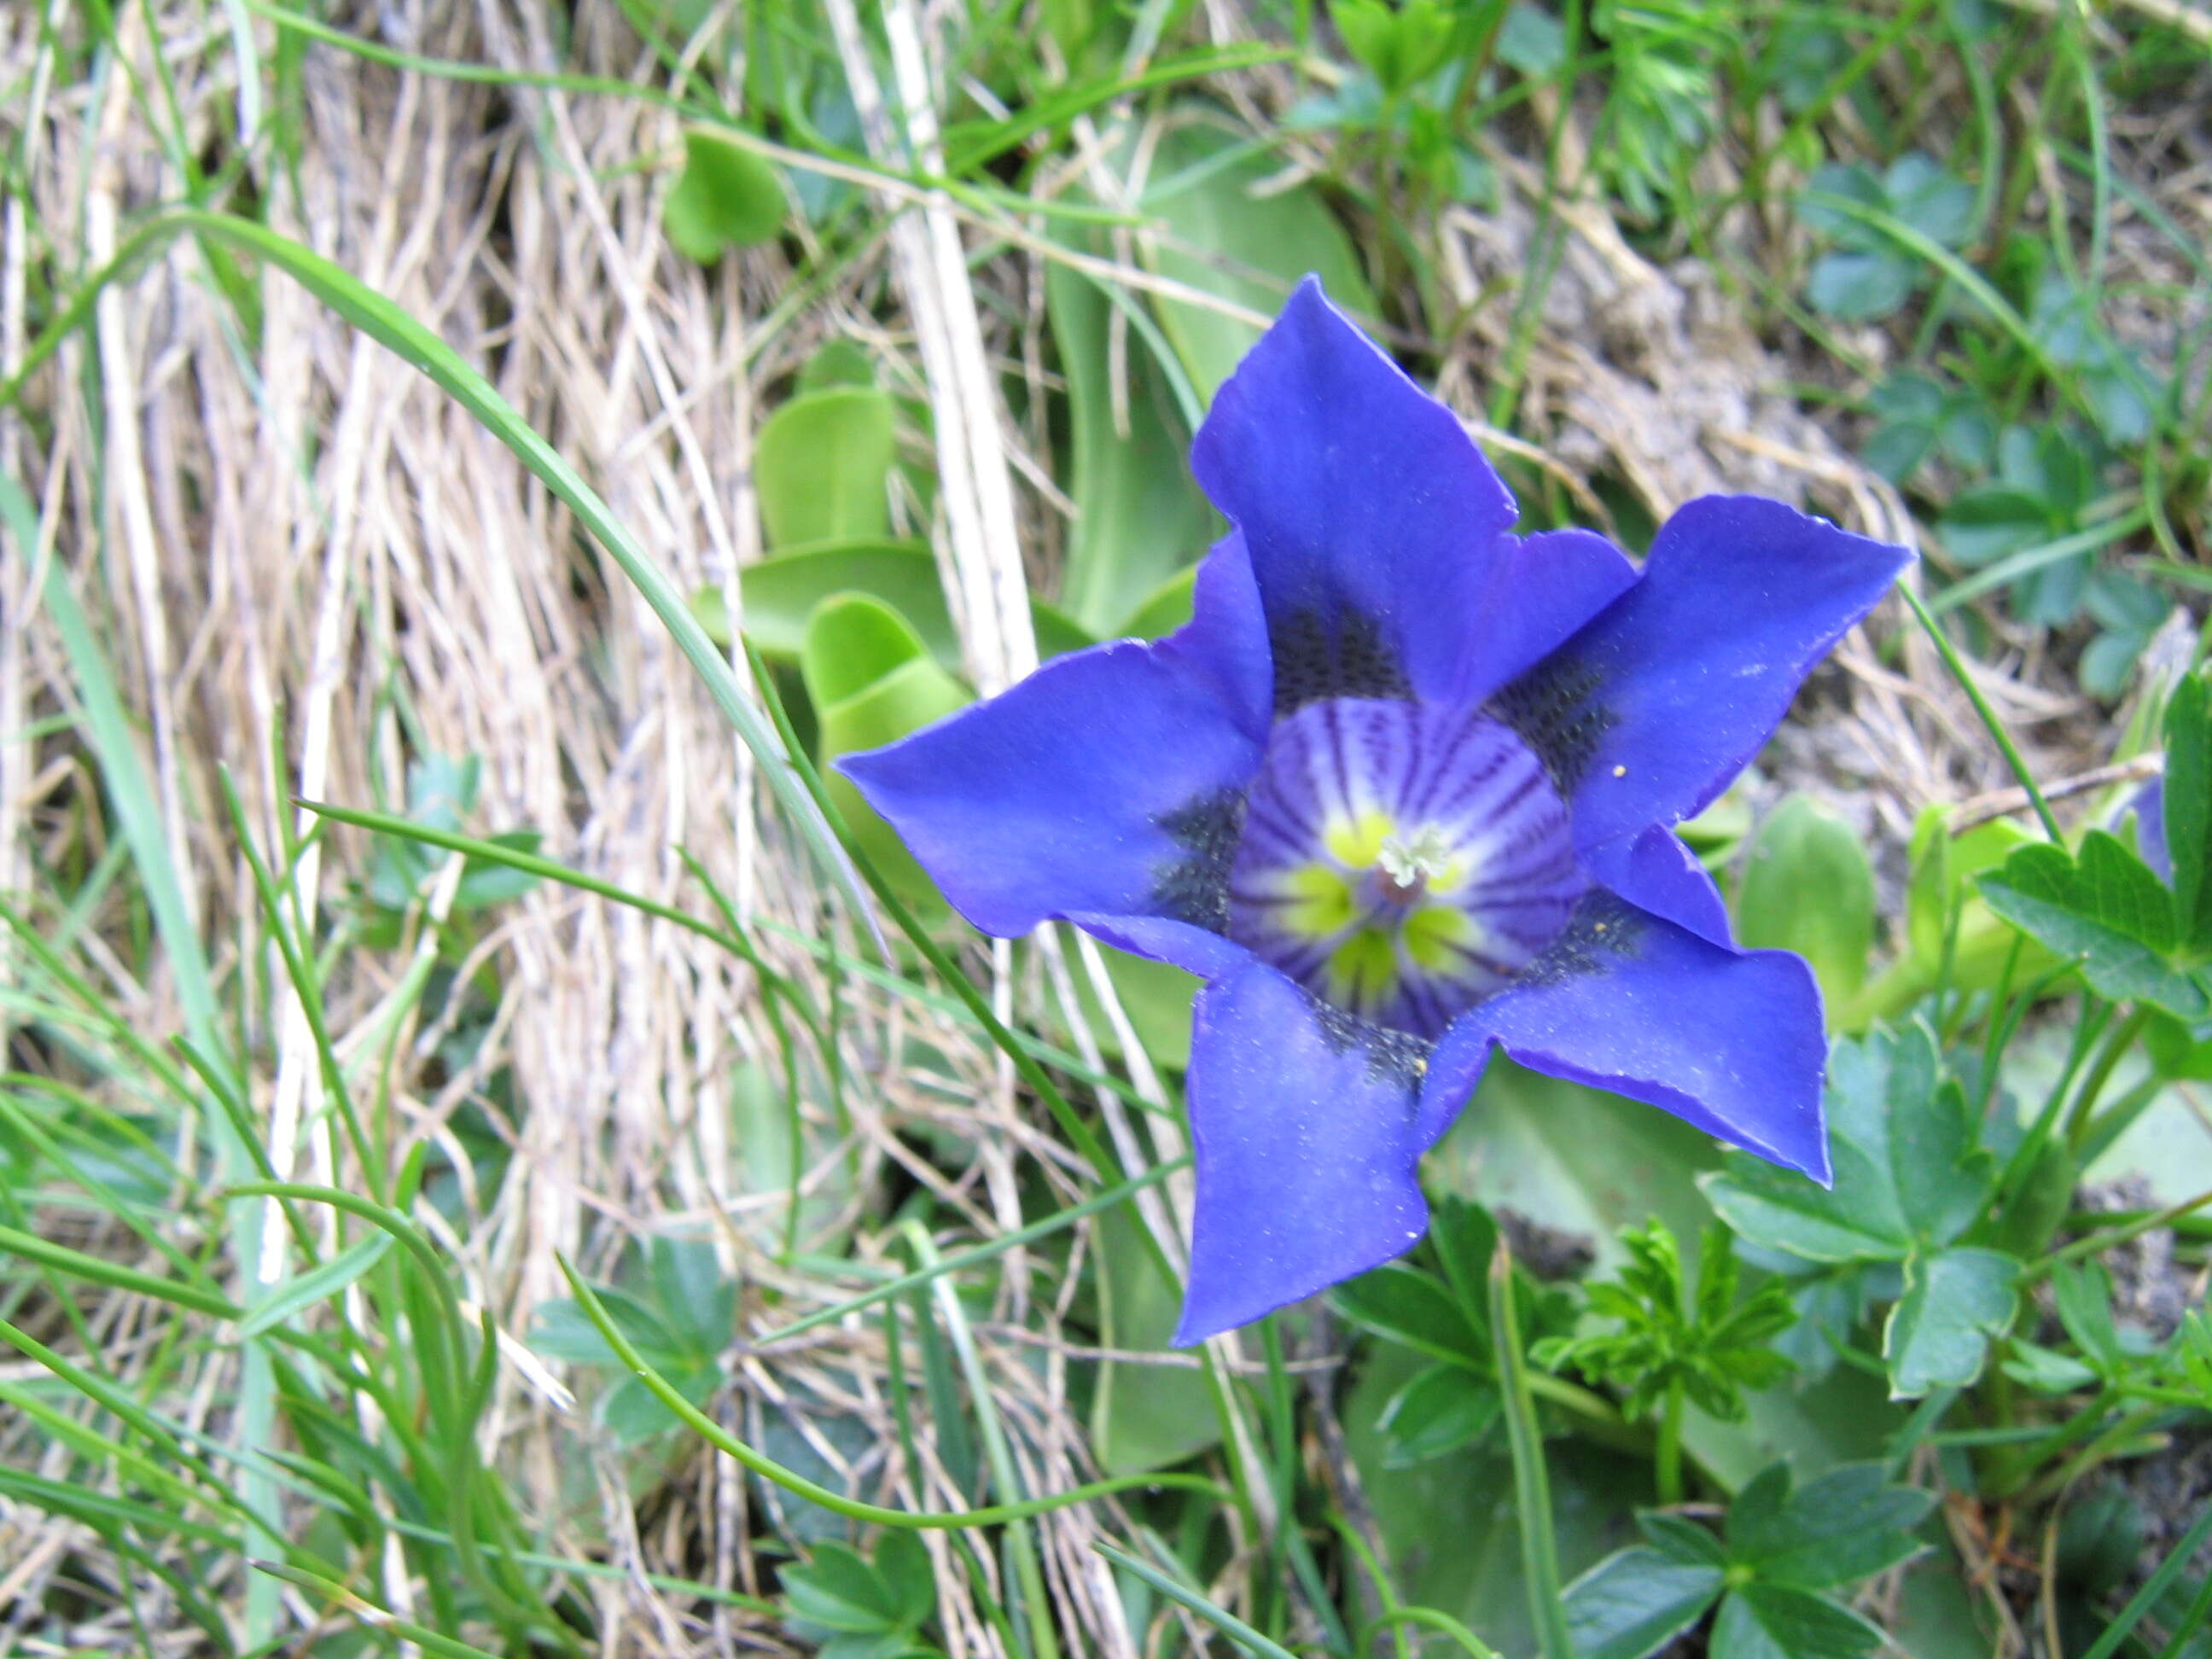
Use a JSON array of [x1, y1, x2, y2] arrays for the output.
[[1898, 585, 2064, 841], [1656, 1378, 1687, 1508], [1490, 1241, 1575, 1659], [2063, 1006, 2151, 1145]]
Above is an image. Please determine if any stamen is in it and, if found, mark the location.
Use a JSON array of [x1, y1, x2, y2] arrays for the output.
[[1374, 825, 1454, 905]]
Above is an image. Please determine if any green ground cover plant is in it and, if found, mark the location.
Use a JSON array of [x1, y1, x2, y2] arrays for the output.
[[2, 0, 2209, 1656]]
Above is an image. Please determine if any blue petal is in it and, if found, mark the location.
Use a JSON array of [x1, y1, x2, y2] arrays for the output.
[[1453, 894, 1830, 1180], [1175, 960, 1458, 1343], [1451, 528, 1637, 706], [1584, 824, 1733, 945], [2127, 779, 2170, 881], [1500, 496, 1912, 857], [1190, 277, 1522, 709], [838, 537, 1271, 973]]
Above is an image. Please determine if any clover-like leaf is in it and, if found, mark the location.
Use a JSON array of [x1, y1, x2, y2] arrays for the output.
[[1726, 1463, 1935, 1588], [1704, 1025, 1993, 1267], [1563, 1547, 1726, 1659], [782, 1533, 937, 1659], [1709, 1582, 1885, 1659], [664, 127, 786, 264], [1978, 832, 2209, 1019]]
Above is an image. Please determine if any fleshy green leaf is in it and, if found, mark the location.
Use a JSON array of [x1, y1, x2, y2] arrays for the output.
[[803, 595, 974, 914], [1883, 1246, 2018, 1397], [755, 387, 899, 550], [1139, 123, 1380, 400], [664, 127, 786, 263], [695, 541, 1095, 668], [1563, 1547, 1726, 1659], [1045, 263, 1216, 635], [1806, 248, 1917, 321], [1978, 833, 2207, 1018], [1091, 1202, 1220, 1474], [1733, 795, 1876, 1008], [1709, 1583, 1885, 1659]]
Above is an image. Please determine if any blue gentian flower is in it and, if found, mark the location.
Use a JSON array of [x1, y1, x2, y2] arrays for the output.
[[2127, 778, 2170, 880], [840, 279, 1912, 1343]]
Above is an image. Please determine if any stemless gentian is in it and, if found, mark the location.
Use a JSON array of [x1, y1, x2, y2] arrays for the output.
[[840, 278, 1912, 1344]]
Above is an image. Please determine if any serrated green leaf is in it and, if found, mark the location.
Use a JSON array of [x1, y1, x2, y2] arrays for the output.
[[1978, 834, 2207, 1018], [1563, 1547, 1725, 1659], [1806, 248, 1916, 320], [1883, 1246, 2017, 1397], [1939, 486, 2051, 566], [1639, 1512, 1728, 1567], [1726, 1463, 1935, 1588], [1429, 1196, 1500, 1329], [1709, 1583, 1884, 1659], [664, 127, 786, 262], [1703, 1026, 1990, 1266]]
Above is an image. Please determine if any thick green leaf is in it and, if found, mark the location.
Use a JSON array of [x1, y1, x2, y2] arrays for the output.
[[1140, 122, 1380, 400], [803, 596, 973, 912], [2165, 675, 2210, 950], [1725, 1463, 1934, 1588], [1563, 1547, 1725, 1659], [1709, 1584, 1884, 1659], [1734, 795, 1876, 1007], [756, 387, 898, 550], [1045, 263, 1216, 635], [664, 127, 787, 262], [1883, 1246, 2017, 1398], [1978, 833, 2207, 1017], [695, 541, 1096, 667], [1118, 565, 1199, 640], [1703, 1026, 1991, 1266], [1090, 1203, 1220, 1475]]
